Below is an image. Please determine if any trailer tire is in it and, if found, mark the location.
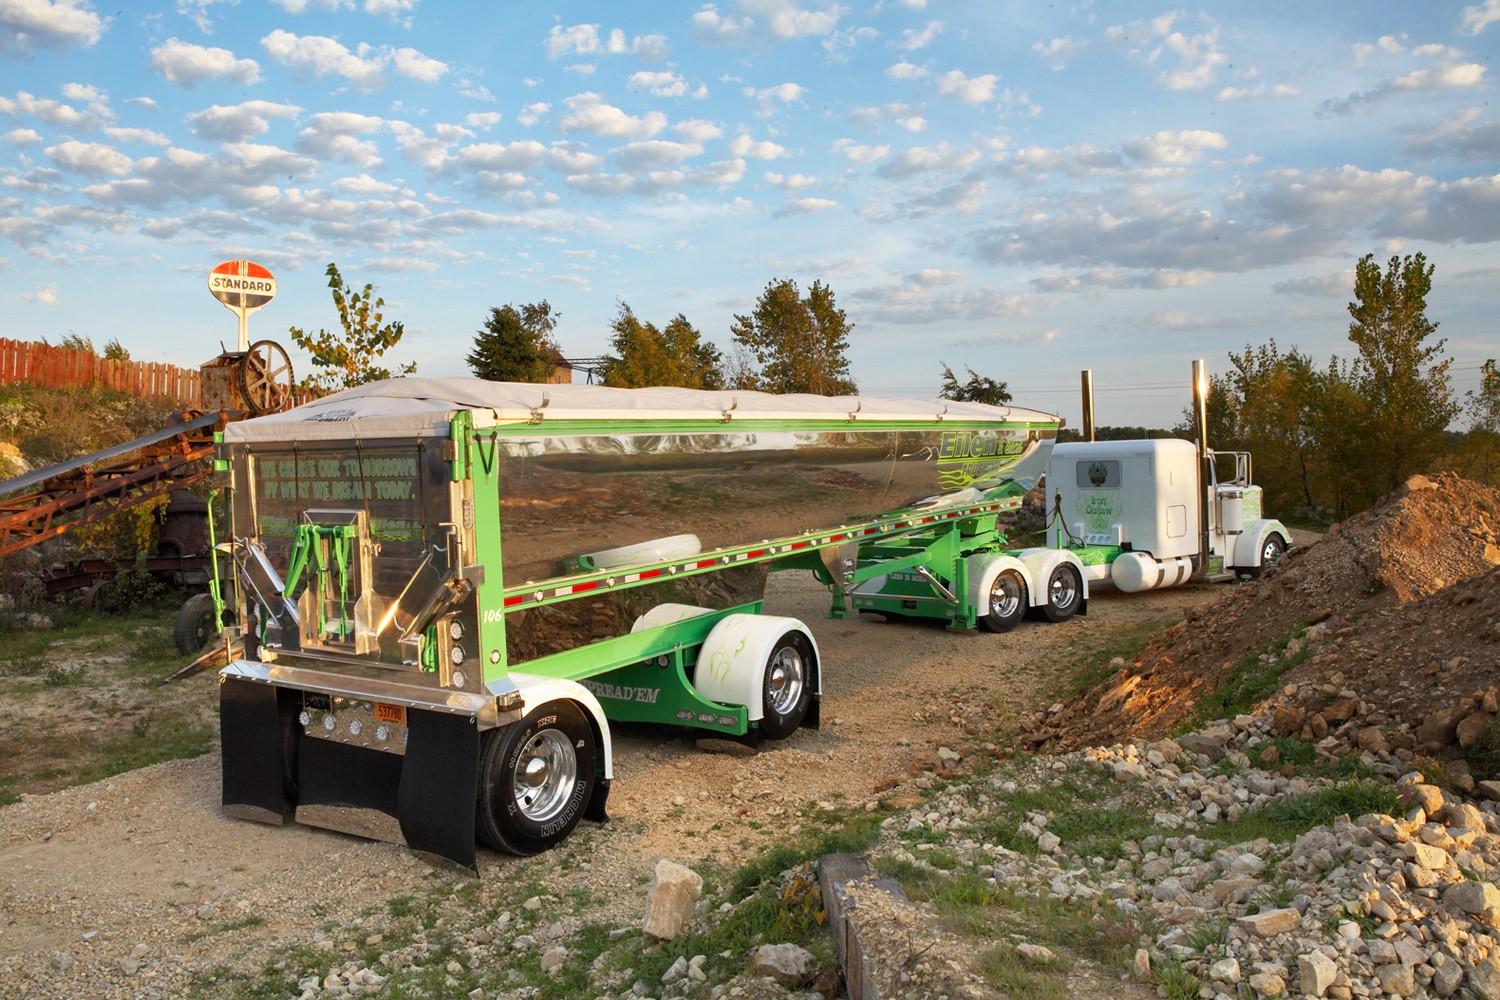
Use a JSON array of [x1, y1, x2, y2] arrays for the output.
[[758, 631, 813, 741], [476, 701, 596, 856], [979, 569, 1027, 633], [1041, 564, 1083, 623]]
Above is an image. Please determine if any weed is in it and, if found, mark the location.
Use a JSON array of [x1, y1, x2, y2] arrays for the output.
[[1154, 958, 1204, 1000], [982, 944, 1068, 999], [1175, 628, 1312, 734]]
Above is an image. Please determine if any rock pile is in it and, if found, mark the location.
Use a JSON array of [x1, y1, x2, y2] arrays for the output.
[[876, 696, 1500, 1000]]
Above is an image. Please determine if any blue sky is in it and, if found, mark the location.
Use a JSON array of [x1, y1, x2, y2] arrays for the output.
[[1, 0, 1497, 429]]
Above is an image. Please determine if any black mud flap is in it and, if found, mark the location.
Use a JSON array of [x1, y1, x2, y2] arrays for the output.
[[220, 677, 289, 825], [399, 709, 479, 873]]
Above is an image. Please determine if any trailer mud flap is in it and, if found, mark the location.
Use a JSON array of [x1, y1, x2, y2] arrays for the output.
[[220, 676, 290, 825], [292, 708, 479, 874]]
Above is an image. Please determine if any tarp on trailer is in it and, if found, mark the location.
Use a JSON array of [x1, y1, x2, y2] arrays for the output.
[[222, 378, 1060, 444]]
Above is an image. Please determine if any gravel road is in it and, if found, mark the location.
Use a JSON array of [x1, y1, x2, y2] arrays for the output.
[[0, 571, 1224, 998]]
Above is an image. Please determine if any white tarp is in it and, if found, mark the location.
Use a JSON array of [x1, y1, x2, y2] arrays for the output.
[[224, 377, 1060, 443]]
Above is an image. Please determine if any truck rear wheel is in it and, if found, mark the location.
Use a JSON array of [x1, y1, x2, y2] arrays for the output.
[[980, 569, 1027, 633], [476, 701, 596, 856], [1042, 564, 1082, 623], [759, 631, 813, 740]]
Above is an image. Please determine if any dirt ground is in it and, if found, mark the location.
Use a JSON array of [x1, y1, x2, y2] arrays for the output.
[[0, 567, 1220, 996]]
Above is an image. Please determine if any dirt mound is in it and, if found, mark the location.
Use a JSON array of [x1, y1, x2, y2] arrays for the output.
[[1024, 472, 1500, 755]]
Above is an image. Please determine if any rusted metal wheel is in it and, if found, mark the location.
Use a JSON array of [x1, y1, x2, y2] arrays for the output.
[[238, 340, 294, 414]]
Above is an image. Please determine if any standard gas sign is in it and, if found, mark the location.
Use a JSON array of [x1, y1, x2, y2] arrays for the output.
[[209, 259, 277, 315]]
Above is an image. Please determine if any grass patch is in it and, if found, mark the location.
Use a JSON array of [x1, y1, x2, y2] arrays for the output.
[[1174, 627, 1312, 734], [1213, 780, 1401, 846], [1052, 618, 1173, 700]]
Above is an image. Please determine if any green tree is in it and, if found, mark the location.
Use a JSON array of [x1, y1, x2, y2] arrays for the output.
[[1345, 252, 1455, 494], [598, 303, 723, 389], [938, 363, 1012, 405], [1459, 358, 1500, 485], [730, 278, 856, 395], [289, 263, 416, 394], [467, 301, 560, 383], [1221, 340, 1321, 512]]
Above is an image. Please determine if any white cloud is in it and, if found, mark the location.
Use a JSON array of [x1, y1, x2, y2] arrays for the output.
[[517, 102, 549, 127], [186, 100, 300, 141], [764, 170, 817, 189], [365, 0, 418, 25], [545, 23, 669, 61], [1462, 0, 1500, 34], [1032, 36, 1085, 70], [688, 158, 745, 185], [393, 47, 448, 82], [546, 142, 604, 174], [781, 196, 837, 213], [22, 281, 57, 306], [728, 133, 786, 159], [295, 112, 386, 167], [628, 70, 706, 99], [674, 118, 722, 142], [4, 126, 40, 143], [615, 139, 703, 170], [177, 0, 236, 34], [935, 69, 998, 103], [0, 0, 107, 54], [900, 20, 941, 50], [875, 141, 979, 178], [1122, 129, 1228, 165], [743, 81, 805, 116], [0, 89, 92, 127], [150, 38, 262, 88], [271, 0, 353, 12], [831, 138, 888, 163], [103, 125, 170, 146], [692, 0, 842, 47], [44, 138, 130, 176], [261, 30, 444, 89], [886, 59, 928, 80], [464, 111, 501, 129], [558, 92, 666, 139], [457, 139, 546, 171]]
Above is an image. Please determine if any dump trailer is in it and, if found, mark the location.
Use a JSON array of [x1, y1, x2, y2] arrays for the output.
[[1046, 438, 1290, 590], [216, 378, 1059, 870]]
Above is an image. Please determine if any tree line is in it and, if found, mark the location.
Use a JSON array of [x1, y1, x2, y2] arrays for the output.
[[289, 254, 1497, 521]]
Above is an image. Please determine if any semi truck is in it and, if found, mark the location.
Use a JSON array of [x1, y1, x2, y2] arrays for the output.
[[215, 378, 1063, 870]]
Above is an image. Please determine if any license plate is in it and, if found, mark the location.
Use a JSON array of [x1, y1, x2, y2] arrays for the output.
[[374, 703, 406, 725]]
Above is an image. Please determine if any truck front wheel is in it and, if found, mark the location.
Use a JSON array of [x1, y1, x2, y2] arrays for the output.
[[476, 701, 597, 856], [1042, 565, 1083, 623], [759, 632, 813, 740], [1241, 534, 1287, 580], [980, 569, 1027, 633]]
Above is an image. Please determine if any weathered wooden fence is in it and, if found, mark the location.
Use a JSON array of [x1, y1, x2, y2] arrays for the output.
[[0, 339, 202, 406]]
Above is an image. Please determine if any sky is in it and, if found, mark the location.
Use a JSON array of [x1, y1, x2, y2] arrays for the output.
[[1, 0, 1497, 430]]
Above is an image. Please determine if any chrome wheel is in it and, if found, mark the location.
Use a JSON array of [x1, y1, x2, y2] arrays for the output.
[[766, 645, 806, 718], [981, 569, 1026, 632], [1043, 564, 1082, 623], [512, 729, 577, 824]]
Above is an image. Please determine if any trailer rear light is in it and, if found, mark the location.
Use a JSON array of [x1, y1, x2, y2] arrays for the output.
[[449, 645, 466, 666], [298, 709, 311, 728], [322, 713, 336, 732], [348, 719, 362, 737], [448, 619, 464, 641], [451, 669, 468, 689], [375, 724, 390, 743]]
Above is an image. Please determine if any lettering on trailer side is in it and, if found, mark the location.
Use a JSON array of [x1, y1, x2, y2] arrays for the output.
[[579, 680, 662, 704], [936, 430, 1029, 490]]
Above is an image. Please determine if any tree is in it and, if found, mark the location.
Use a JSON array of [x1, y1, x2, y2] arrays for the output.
[[467, 301, 560, 383], [1459, 358, 1500, 485], [1345, 252, 1456, 494], [938, 363, 1011, 405], [730, 278, 856, 395], [597, 303, 723, 389], [1221, 340, 1321, 512], [289, 263, 416, 394]]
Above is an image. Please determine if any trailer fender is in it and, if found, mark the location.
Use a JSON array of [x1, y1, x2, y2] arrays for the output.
[[503, 673, 615, 820], [630, 603, 715, 633], [1230, 520, 1290, 577], [1009, 548, 1090, 615], [964, 553, 1033, 629], [693, 614, 821, 735]]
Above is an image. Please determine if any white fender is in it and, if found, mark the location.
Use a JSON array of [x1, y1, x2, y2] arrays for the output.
[[501, 673, 615, 780], [692, 614, 820, 722], [964, 553, 1034, 612], [1231, 519, 1289, 573], [1008, 547, 1090, 608], [631, 603, 715, 633]]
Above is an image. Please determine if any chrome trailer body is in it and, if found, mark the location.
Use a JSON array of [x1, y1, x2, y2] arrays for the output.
[[217, 379, 1058, 869]]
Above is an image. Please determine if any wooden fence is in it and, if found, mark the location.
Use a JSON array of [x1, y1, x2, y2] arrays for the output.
[[0, 339, 202, 406]]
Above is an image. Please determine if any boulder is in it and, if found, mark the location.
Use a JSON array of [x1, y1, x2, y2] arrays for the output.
[[642, 860, 703, 940], [752, 943, 816, 987]]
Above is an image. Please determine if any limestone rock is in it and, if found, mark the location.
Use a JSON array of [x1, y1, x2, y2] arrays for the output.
[[642, 859, 704, 940], [752, 943, 816, 987], [1299, 950, 1337, 997], [1237, 907, 1301, 937]]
